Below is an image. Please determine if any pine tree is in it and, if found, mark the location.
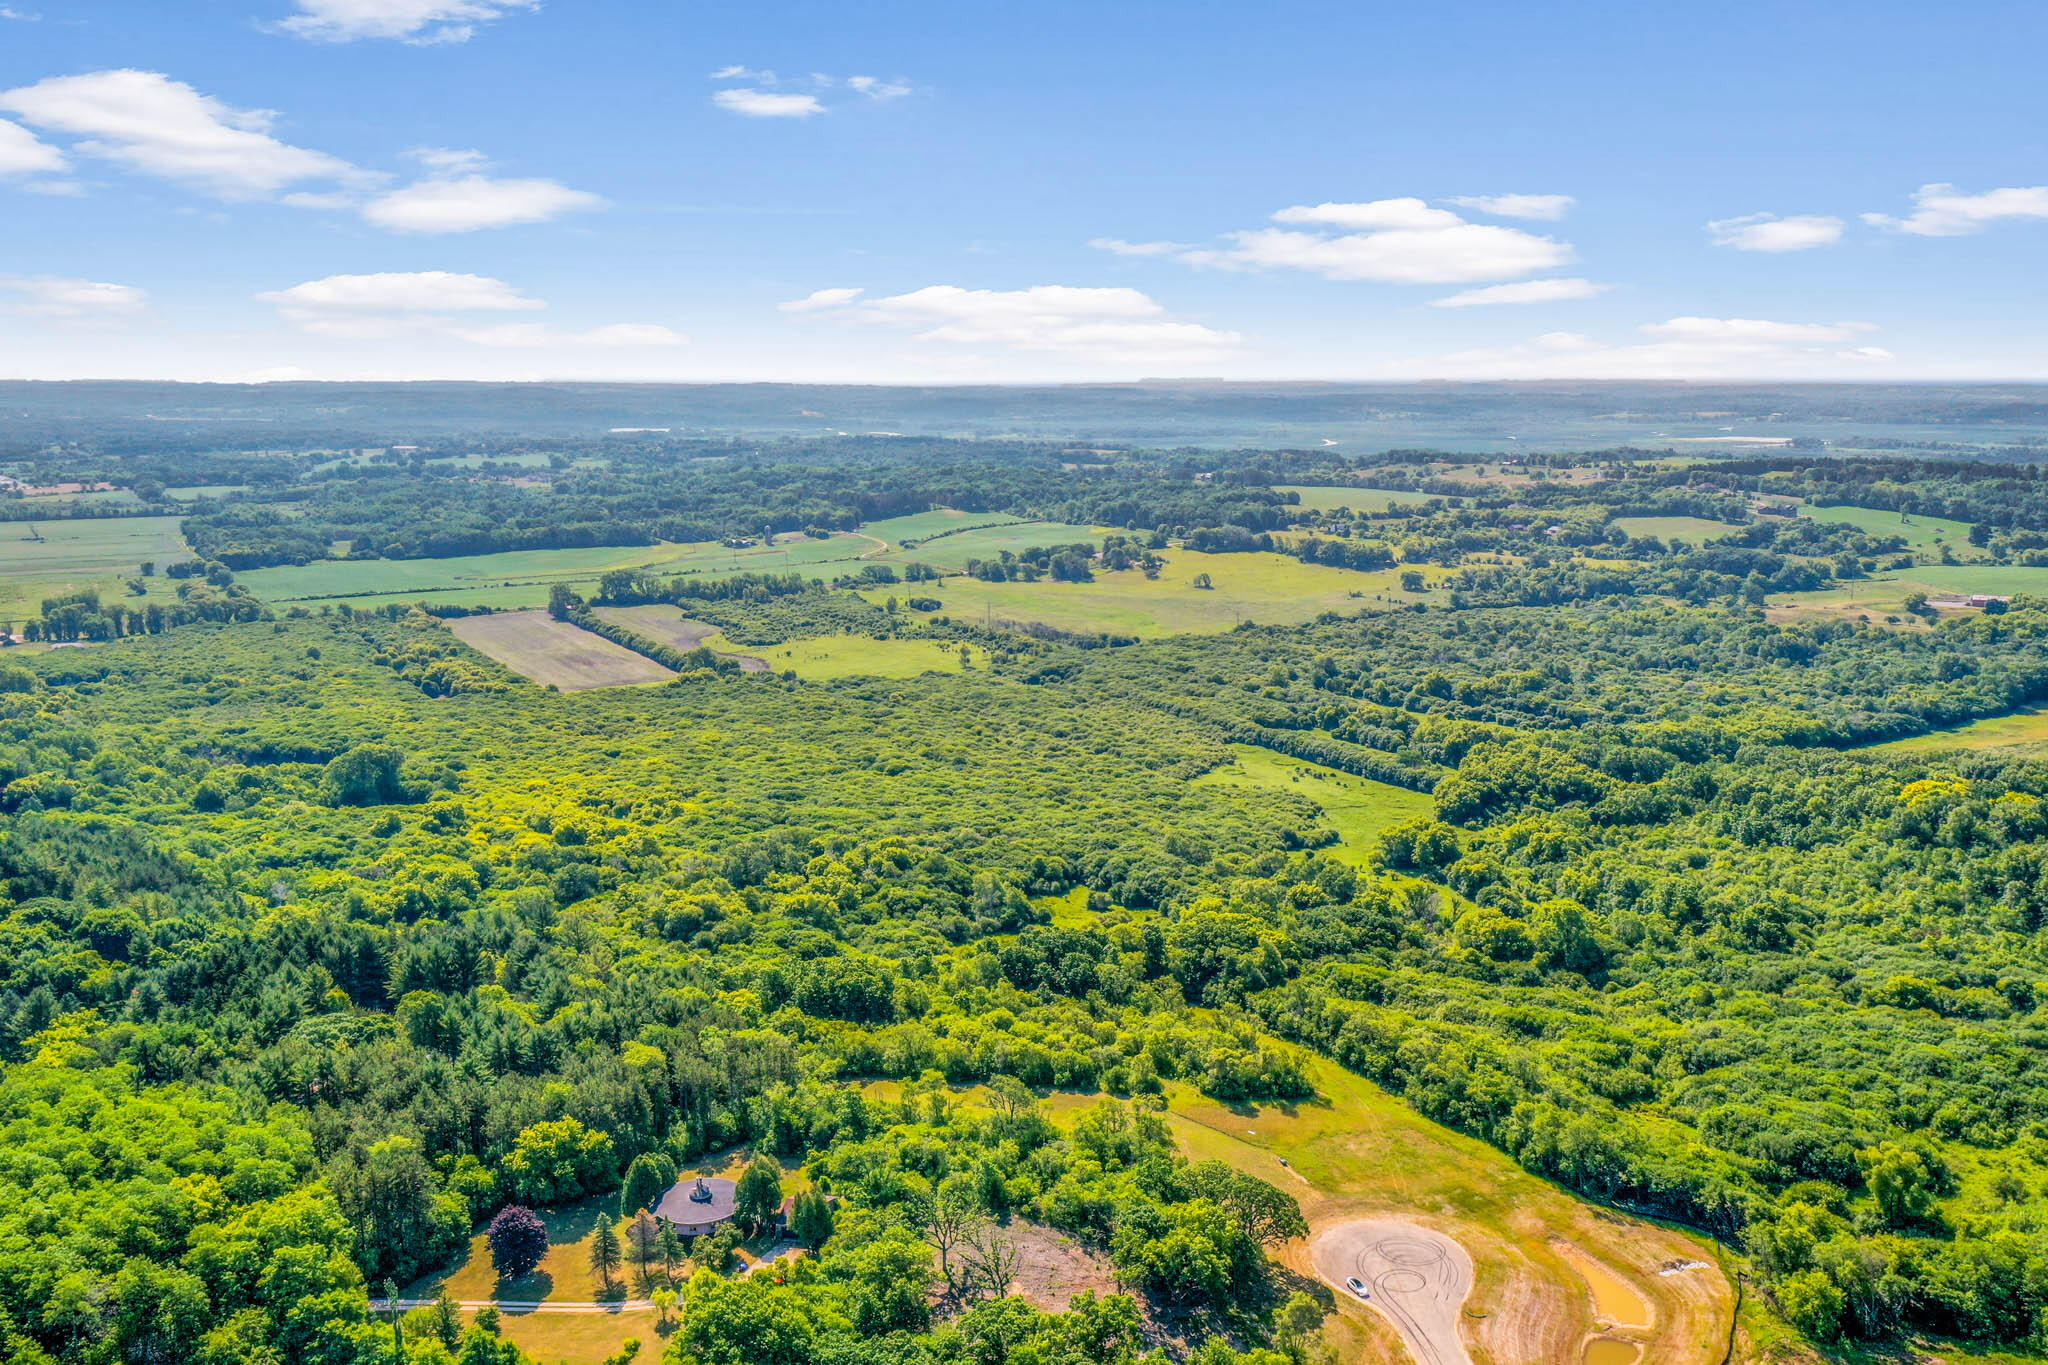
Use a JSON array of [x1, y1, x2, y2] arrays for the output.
[[589, 1219, 624, 1295]]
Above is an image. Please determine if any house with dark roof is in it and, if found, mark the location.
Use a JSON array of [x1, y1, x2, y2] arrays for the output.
[[648, 1176, 738, 1237], [775, 1190, 841, 1231]]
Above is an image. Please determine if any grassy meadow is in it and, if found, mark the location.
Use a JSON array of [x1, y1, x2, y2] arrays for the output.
[[1274, 485, 1441, 512], [1194, 745, 1432, 865], [1803, 503, 1983, 559], [0, 514, 194, 623], [1611, 515, 1747, 544], [869, 548, 1420, 638]]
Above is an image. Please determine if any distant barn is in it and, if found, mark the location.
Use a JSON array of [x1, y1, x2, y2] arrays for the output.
[[648, 1176, 738, 1237]]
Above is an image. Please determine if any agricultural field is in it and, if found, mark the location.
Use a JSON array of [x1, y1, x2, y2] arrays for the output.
[[1611, 515, 1747, 544], [1770, 563, 2048, 625], [872, 519, 1105, 571], [871, 548, 1421, 637], [0, 513, 192, 622], [235, 531, 871, 608], [719, 631, 990, 680], [447, 609, 675, 688], [859, 507, 1025, 544], [1194, 745, 1432, 865]]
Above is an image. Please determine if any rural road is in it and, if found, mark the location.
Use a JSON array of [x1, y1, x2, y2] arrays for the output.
[[1310, 1219, 1476, 1365]]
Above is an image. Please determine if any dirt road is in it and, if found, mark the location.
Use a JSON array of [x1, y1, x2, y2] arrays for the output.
[[1310, 1219, 1475, 1365]]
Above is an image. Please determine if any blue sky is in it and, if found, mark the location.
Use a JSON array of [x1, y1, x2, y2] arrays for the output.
[[1, 0, 2043, 382]]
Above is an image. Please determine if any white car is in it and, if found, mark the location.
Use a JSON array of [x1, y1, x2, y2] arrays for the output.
[[1346, 1276, 1370, 1300]]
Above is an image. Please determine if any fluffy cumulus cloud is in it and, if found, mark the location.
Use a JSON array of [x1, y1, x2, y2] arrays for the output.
[[1430, 278, 1610, 308], [1384, 316, 1890, 380], [708, 69, 913, 118], [0, 275, 146, 318], [1864, 183, 2048, 236], [788, 283, 1240, 367], [0, 69, 363, 199], [275, 0, 537, 44], [1097, 197, 1573, 284], [1446, 193, 1576, 221], [0, 117, 64, 176], [359, 150, 602, 232], [257, 271, 681, 348], [1706, 213, 1845, 252], [713, 89, 826, 119], [779, 287, 864, 313], [0, 80, 599, 232]]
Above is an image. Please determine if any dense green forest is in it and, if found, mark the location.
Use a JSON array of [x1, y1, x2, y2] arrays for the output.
[[9, 433, 2048, 1363]]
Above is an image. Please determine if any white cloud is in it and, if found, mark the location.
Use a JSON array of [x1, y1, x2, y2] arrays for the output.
[[1097, 199, 1574, 284], [1272, 198, 1464, 231], [0, 275, 146, 318], [713, 89, 827, 119], [361, 172, 601, 233], [0, 7, 39, 18], [0, 117, 64, 176], [1088, 237, 1196, 258], [1447, 193, 1576, 221], [1430, 277, 1610, 308], [710, 65, 776, 81], [257, 271, 680, 350], [847, 284, 1241, 364], [1706, 212, 1844, 252], [846, 75, 912, 100], [1864, 183, 2048, 237], [0, 69, 363, 199], [1642, 316, 1875, 342], [258, 270, 540, 336], [779, 287, 864, 313], [1383, 316, 1892, 380], [275, 0, 536, 44]]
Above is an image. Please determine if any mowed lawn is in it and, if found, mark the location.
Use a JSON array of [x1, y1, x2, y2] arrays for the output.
[[1194, 745, 1431, 864], [449, 611, 675, 689], [0, 515, 194, 622], [871, 548, 1420, 637]]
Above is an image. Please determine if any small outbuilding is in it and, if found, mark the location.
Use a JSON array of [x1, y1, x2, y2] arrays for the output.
[[649, 1176, 738, 1237]]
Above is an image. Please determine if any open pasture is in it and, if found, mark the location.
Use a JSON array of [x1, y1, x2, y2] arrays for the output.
[[859, 507, 1023, 544], [875, 519, 1104, 571], [0, 515, 193, 621], [448, 610, 675, 689], [1195, 745, 1431, 864], [235, 532, 872, 607], [1865, 707, 2048, 757], [1803, 503, 1981, 558], [1611, 515, 1746, 544], [875, 547, 1420, 637], [721, 631, 989, 680]]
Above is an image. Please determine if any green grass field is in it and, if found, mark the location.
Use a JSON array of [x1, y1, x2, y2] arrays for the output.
[[1865, 707, 2048, 757], [1772, 563, 2048, 626], [1803, 503, 1982, 559], [1275, 485, 1439, 512], [869, 548, 1421, 638], [859, 508, 1024, 544], [235, 533, 873, 608], [1611, 515, 1746, 545], [164, 485, 250, 501], [0, 515, 195, 623], [710, 631, 990, 680], [1195, 745, 1431, 864], [873, 520, 1105, 571]]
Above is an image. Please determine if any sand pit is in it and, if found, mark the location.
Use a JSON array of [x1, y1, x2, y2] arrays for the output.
[[1310, 1219, 1474, 1365]]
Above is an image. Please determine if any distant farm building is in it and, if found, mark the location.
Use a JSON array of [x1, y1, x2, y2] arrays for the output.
[[648, 1176, 738, 1237]]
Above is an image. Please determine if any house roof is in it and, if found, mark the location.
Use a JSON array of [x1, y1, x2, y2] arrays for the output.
[[649, 1176, 738, 1225]]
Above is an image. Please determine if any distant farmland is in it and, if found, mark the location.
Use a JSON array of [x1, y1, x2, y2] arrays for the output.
[[448, 611, 675, 690]]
